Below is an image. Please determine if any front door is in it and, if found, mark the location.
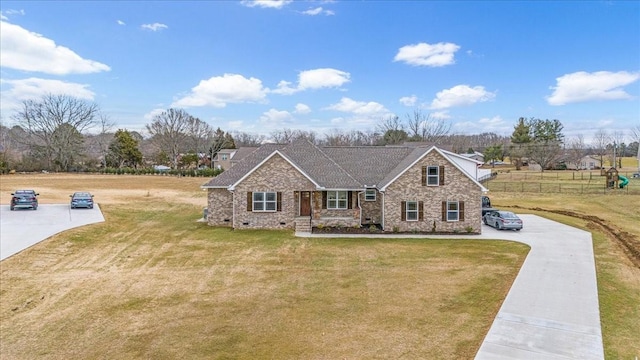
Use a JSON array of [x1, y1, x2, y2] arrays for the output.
[[300, 191, 311, 216]]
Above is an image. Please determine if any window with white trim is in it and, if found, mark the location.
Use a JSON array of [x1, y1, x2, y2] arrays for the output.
[[327, 191, 348, 209], [406, 201, 418, 221], [253, 192, 277, 212], [427, 166, 439, 185], [365, 189, 376, 201], [221, 154, 228, 160], [447, 201, 459, 221]]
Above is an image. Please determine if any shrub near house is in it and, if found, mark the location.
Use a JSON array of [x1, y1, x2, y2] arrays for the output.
[[202, 140, 487, 234]]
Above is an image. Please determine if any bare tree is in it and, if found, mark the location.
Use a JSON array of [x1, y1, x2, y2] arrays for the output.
[[231, 131, 267, 147], [145, 108, 192, 169], [566, 135, 586, 169], [185, 117, 213, 155], [270, 129, 318, 144], [592, 129, 610, 169], [11, 94, 99, 171], [631, 124, 640, 144], [377, 115, 407, 145], [405, 110, 451, 143]]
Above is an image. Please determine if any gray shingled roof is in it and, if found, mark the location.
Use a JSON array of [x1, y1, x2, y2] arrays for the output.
[[202, 140, 448, 190], [202, 144, 285, 188]]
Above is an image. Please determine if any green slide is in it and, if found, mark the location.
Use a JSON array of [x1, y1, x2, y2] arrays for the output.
[[618, 175, 629, 188]]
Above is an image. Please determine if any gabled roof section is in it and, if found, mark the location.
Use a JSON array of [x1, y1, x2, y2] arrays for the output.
[[379, 146, 487, 192], [279, 140, 361, 189], [201, 144, 284, 188], [229, 149, 322, 190]]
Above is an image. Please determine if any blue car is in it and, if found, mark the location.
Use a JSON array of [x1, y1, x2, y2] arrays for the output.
[[70, 192, 94, 209], [10, 190, 39, 210]]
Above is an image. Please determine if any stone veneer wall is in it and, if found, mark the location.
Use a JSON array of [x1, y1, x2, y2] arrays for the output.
[[233, 154, 316, 229], [207, 188, 233, 227], [383, 151, 482, 233]]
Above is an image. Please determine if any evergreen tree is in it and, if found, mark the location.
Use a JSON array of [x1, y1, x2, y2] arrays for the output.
[[106, 129, 143, 168]]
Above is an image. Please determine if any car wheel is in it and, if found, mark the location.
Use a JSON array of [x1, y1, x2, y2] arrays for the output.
[[10, 206, 14, 211], [497, 222, 502, 230], [483, 218, 488, 225], [89, 205, 93, 209], [516, 228, 521, 231]]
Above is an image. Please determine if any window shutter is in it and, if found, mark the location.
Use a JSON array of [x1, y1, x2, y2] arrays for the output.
[[418, 201, 424, 221], [347, 191, 352, 209], [459, 201, 464, 221], [401, 201, 406, 221], [322, 192, 327, 209], [421, 166, 427, 186], [247, 192, 253, 211], [441, 201, 446, 221], [277, 192, 282, 212], [439, 166, 445, 185]]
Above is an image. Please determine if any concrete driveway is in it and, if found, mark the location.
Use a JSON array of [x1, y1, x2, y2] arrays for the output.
[[0, 204, 105, 261], [296, 214, 605, 360]]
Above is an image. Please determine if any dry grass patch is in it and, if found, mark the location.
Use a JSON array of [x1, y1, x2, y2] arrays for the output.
[[0, 174, 528, 359]]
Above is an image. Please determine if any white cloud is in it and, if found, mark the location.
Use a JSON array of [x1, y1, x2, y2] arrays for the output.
[[117, 20, 126, 25], [394, 42, 461, 67], [259, 108, 294, 127], [241, 0, 292, 9], [546, 71, 640, 105], [302, 7, 334, 16], [0, 21, 111, 75], [327, 97, 390, 116], [272, 68, 350, 95], [1, 77, 95, 113], [144, 108, 166, 121], [430, 111, 451, 120], [399, 95, 417, 106], [172, 73, 268, 108], [429, 85, 495, 109], [294, 103, 311, 114], [141, 23, 168, 31], [299, 68, 350, 90], [478, 115, 505, 127]]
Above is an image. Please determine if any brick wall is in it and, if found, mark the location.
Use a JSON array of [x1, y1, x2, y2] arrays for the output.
[[383, 151, 482, 233], [207, 188, 233, 227], [233, 154, 316, 229]]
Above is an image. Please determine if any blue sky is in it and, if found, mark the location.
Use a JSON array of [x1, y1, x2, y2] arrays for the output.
[[1, 0, 639, 143]]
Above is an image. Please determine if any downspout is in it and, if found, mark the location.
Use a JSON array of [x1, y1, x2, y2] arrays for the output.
[[357, 191, 364, 226], [231, 189, 235, 228], [381, 191, 385, 230]]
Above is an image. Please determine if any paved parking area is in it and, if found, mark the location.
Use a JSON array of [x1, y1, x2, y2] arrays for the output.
[[0, 204, 105, 261], [297, 214, 605, 360]]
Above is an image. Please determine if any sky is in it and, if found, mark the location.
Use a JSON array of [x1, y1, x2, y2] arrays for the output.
[[1, 0, 639, 143]]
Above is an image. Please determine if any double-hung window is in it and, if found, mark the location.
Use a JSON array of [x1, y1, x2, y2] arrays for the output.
[[446, 201, 459, 221], [327, 191, 348, 209], [365, 189, 376, 201], [406, 201, 419, 221], [427, 166, 439, 186], [253, 192, 277, 212]]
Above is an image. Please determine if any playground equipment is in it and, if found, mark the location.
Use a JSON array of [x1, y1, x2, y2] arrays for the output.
[[605, 167, 619, 189], [605, 167, 629, 189], [618, 175, 629, 188]]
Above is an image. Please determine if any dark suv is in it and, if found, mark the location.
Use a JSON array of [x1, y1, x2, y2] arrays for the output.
[[10, 190, 39, 210]]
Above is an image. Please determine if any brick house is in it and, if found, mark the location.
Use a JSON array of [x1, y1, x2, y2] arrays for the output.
[[202, 140, 488, 233]]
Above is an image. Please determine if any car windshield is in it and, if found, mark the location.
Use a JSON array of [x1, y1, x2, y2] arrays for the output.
[[500, 212, 518, 219], [73, 193, 92, 199]]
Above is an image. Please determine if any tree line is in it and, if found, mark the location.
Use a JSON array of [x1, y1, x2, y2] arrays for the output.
[[0, 94, 638, 173]]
